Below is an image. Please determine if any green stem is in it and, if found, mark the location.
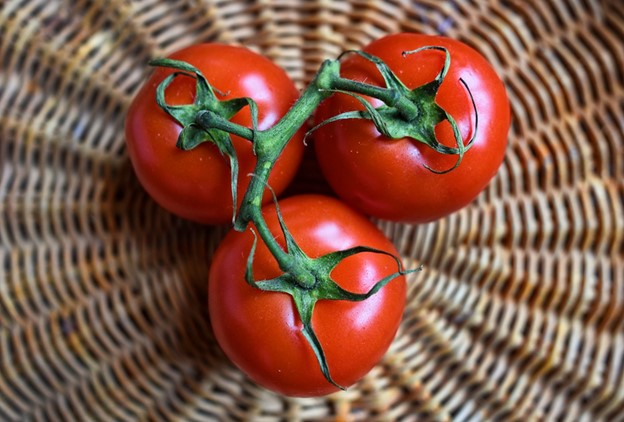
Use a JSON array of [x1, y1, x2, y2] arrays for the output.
[[233, 61, 338, 231], [244, 198, 294, 270], [196, 58, 420, 268], [331, 77, 419, 120], [152, 47, 462, 391], [183, 53, 447, 283], [196, 110, 255, 140], [230, 86, 319, 271]]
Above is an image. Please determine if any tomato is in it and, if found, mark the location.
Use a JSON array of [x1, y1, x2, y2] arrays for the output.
[[125, 43, 304, 224], [314, 33, 510, 223], [208, 195, 407, 397]]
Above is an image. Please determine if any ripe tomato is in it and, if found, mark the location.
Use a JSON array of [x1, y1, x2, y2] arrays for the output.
[[125, 43, 304, 224], [314, 33, 510, 223], [208, 195, 407, 397]]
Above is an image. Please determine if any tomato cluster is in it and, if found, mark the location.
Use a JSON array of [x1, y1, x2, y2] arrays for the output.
[[125, 34, 509, 397]]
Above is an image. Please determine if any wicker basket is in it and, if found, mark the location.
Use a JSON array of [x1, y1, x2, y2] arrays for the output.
[[1, 0, 623, 420]]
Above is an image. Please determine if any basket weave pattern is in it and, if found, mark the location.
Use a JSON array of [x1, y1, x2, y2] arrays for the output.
[[1, 0, 624, 420]]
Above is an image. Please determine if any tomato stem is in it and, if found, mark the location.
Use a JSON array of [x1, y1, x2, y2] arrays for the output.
[[237, 176, 295, 271], [196, 110, 255, 141], [330, 77, 419, 120], [234, 61, 337, 230], [150, 46, 472, 392]]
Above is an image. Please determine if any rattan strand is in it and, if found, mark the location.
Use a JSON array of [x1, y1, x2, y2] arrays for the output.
[[1, 0, 624, 421]]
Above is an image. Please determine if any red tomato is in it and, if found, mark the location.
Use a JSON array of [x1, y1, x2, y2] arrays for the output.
[[208, 195, 407, 397], [314, 33, 510, 223], [125, 43, 304, 224]]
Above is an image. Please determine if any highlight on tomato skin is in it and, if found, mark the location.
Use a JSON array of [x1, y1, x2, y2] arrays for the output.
[[207, 195, 408, 397], [124, 43, 305, 225], [313, 33, 511, 224]]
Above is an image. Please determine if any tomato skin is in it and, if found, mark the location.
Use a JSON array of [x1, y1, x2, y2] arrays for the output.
[[314, 33, 510, 223], [125, 43, 304, 224], [208, 195, 407, 397]]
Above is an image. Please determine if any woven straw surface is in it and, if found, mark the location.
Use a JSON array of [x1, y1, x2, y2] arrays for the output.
[[1, 0, 624, 420]]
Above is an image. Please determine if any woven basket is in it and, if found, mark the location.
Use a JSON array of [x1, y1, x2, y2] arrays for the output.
[[2, 0, 623, 420]]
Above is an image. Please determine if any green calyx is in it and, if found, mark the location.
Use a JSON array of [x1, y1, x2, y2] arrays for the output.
[[312, 46, 479, 173], [150, 58, 260, 223], [244, 195, 421, 390]]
